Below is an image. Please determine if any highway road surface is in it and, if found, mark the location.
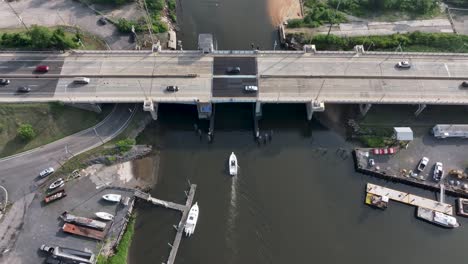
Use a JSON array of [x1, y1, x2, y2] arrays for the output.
[[1, 51, 468, 104]]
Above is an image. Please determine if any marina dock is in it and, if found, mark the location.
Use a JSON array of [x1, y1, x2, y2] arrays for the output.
[[366, 183, 453, 215], [132, 184, 197, 264]]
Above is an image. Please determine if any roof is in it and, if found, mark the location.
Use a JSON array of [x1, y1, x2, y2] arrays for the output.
[[393, 127, 413, 141]]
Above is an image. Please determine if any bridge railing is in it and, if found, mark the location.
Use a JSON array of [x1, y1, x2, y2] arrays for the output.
[[213, 50, 257, 55], [364, 51, 468, 57], [71, 50, 153, 54], [158, 50, 202, 54]]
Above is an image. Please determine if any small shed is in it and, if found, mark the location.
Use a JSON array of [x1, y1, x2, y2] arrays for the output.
[[394, 127, 413, 141]]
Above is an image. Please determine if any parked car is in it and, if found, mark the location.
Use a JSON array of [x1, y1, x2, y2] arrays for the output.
[[98, 17, 107, 25], [244, 85, 258, 92], [417, 157, 429, 172], [433, 162, 444, 182], [39, 167, 55, 178], [17, 86, 31, 93], [388, 147, 395, 154], [0, 79, 10, 85], [35, 65, 49, 72], [226, 67, 241, 74], [166, 85, 179, 92], [461, 81, 468, 88], [396, 61, 411, 69]]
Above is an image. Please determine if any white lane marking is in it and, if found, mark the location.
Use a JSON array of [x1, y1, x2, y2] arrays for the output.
[[444, 63, 451, 77]]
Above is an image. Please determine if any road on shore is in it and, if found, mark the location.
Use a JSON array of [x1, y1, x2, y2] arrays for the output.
[[0, 103, 136, 202]]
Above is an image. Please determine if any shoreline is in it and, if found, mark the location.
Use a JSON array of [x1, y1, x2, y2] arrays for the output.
[[266, 0, 303, 26]]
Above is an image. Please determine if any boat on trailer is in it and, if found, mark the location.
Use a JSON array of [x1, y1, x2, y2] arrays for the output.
[[229, 152, 238, 176], [95, 212, 114, 221], [61, 212, 107, 231], [102, 194, 121, 202], [44, 189, 67, 204], [184, 202, 199, 237]]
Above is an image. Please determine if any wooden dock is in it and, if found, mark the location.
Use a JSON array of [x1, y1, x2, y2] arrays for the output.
[[166, 184, 197, 264], [134, 190, 186, 211], [366, 183, 453, 215]]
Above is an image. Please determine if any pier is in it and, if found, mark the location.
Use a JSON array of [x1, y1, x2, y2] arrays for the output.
[[133, 184, 197, 264], [366, 183, 453, 215]]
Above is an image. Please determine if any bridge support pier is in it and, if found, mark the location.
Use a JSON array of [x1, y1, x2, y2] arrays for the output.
[[143, 100, 158, 120], [255, 102, 262, 119], [306, 101, 325, 120], [197, 101, 212, 119], [359, 104, 372, 116], [414, 104, 426, 116], [66, 103, 102, 113]]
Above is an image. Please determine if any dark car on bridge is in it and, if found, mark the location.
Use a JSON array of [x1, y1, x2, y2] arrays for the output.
[[0, 79, 10, 85], [17, 86, 31, 93], [226, 67, 241, 74], [461, 81, 468, 88], [166, 85, 179, 92]]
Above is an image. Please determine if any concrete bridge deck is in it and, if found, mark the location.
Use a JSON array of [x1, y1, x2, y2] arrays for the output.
[[0, 50, 467, 108]]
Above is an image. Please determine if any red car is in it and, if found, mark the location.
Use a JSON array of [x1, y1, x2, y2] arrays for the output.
[[35, 65, 49, 72]]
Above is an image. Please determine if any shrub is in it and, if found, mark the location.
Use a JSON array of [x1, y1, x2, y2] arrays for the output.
[[116, 138, 135, 153], [17, 124, 36, 141]]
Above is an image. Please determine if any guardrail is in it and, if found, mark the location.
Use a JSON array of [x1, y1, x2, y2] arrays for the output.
[[1, 74, 199, 78], [259, 74, 468, 80], [71, 50, 153, 54]]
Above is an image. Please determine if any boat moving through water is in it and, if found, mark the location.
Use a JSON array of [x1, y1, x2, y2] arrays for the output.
[[416, 207, 460, 228], [229, 152, 238, 176], [184, 202, 199, 237]]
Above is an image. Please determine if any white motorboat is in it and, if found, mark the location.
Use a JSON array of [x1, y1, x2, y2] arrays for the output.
[[229, 152, 238, 176], [95, 212, 114, 221], [417, 207, 460, 228], [49, 178, 64, 190], [102, 194, 121, 202], [184, 202, 199, 237]]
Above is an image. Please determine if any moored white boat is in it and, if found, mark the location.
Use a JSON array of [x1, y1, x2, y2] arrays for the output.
[[417, 207, 460, 228], [102, 194, 121, 202], [184, 202, 199, 237], [49, 178, 65, 190], [95, 212, 114, 221], [229, 152, 238, 176]]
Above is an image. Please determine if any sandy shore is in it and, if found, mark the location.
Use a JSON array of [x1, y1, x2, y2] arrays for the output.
[[267, 0, 303, 26]]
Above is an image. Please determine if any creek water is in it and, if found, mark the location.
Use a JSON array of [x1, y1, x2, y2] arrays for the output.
[[129, 103, 468, 264]]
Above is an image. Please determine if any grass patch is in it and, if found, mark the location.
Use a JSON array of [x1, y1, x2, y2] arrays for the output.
[[288, 0, 347, 28], [0, 103, 110, 158], [0, 26, 107, 50], [97, 215, 136, 264], [292, 31, 468, 53]]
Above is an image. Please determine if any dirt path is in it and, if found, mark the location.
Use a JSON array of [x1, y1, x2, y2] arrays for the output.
[[267, 0, 303, 26]]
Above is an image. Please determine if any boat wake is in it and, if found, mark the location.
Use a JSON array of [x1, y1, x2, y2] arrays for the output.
[[226, 175, 239, 262]]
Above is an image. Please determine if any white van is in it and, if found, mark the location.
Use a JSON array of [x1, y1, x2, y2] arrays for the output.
[[73, 77, 90, 84]]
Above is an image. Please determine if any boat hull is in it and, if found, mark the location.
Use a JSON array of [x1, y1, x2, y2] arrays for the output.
[[229, 152, 238, 176], [184, 203, 199, 237]]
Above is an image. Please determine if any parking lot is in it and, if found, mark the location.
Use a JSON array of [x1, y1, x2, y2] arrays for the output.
[[4, 175, 134, 264]]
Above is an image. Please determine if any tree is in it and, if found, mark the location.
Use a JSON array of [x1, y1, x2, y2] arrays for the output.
[[28, 25, 52, 49], [116, 138, 135, 153], [17, 124, 36, 141]]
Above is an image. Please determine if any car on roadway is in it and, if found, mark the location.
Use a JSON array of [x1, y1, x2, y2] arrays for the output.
[[98, 17, 107, 25], [0, 79, 10, 85], [461, 81, 468, 88], [35, 65, 49, 72], [166, 85, 179, 92], [396, 61, 411, 69], [226, 67, 241, 74], [433, 162, 444, 182], [39, 167, 55, 178], [244, 85, 258, 93], [417, 157, 429, 172], [17, 86, 31, 93], [73, 77, 90, 84]]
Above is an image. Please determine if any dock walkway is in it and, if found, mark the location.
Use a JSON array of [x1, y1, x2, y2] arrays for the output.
[[166, 184, 197, 264], [366, 183, 453, 215], [134, 190, 186, 211]]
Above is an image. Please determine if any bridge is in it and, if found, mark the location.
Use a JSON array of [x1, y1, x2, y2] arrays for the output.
[[1, 45, 468, 120]]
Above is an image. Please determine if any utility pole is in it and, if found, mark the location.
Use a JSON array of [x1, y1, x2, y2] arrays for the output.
[[327, 0, 341, 37], [4, 0, 29, 31]]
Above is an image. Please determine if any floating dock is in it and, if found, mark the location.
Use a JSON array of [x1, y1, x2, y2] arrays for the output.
[[366, 183, 453, 215], [133, 184, 197, 264]]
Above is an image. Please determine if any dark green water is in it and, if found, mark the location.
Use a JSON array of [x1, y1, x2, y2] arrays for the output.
[[129, 104, 468, 264]]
